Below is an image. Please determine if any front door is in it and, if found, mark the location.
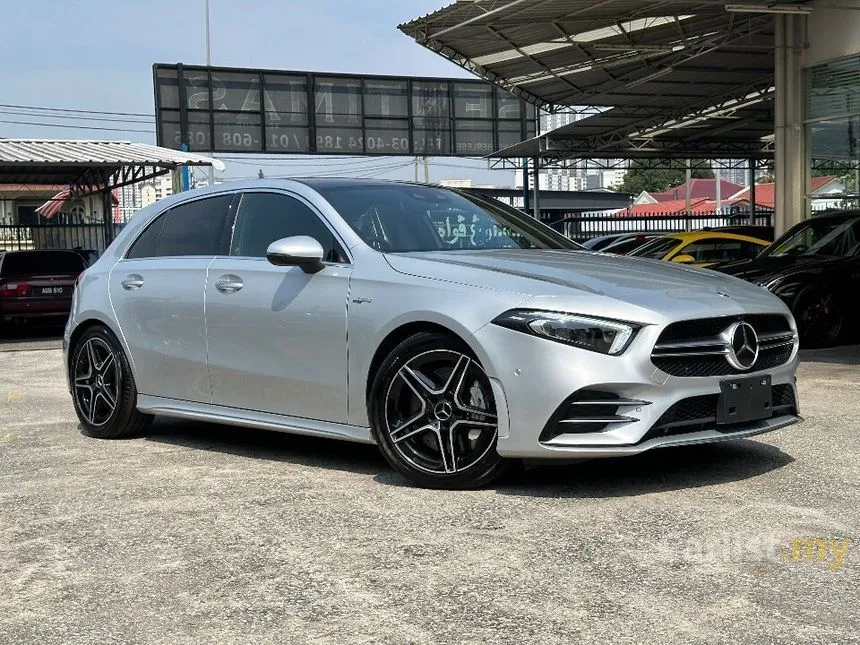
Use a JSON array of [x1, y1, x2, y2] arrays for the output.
[[205, 190, 352, 423], [109, 193, 234, 402]]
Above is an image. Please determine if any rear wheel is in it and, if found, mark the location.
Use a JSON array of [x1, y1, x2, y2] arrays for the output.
[[793, 288, 842, 348], [70, 325, 152, 438], [369, 332, 509, 489]]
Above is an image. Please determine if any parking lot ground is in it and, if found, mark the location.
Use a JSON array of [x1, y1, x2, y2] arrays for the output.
[[0, 340, 858, 645]]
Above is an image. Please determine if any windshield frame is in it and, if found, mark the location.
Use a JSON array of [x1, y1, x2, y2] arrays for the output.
[[761, 214, 860, 259]]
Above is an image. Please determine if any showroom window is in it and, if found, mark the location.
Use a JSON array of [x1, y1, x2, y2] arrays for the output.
[[806, 56, 860, 208]]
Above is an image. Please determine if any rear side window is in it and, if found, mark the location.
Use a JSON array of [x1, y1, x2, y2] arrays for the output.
[[126, 194, 233, 258], [126, 216, 167, 259], [0, 251, 85, 276]]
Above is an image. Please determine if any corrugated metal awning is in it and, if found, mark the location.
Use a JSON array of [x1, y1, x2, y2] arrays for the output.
[[0, 139, 224, 193], [0, 139, 224, 169]]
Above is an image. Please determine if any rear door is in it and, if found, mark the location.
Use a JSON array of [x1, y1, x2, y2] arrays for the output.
[[109, 193, 235, 403], [205, 190, 352, 422]]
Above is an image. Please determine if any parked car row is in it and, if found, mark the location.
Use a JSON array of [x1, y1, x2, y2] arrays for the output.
[[581, 212, 860, 347], [3, 207, 858, 349]]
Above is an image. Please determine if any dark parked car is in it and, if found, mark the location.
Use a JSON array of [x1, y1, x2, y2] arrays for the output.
[[600, 233, 661, 255], [582, 232, 657, 251], [716, 211, 860, 347], [0, 250, 86, 327]]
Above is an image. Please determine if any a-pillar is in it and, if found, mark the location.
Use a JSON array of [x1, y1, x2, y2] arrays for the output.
[[773, 12, 808, 236]]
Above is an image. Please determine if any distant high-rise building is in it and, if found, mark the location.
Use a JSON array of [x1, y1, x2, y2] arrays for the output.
[[514, 110, 591, 192], [117, 173, 174, 222]]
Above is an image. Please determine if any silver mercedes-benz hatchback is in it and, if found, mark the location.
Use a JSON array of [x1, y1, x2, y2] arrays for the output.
[[64, 179, 801, 488]]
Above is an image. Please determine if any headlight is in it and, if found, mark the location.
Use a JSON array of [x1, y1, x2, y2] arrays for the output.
[[492, 309, 640, 355]]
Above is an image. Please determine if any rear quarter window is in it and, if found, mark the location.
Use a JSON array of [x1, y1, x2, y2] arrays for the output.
[[126, 194, 234, 259]]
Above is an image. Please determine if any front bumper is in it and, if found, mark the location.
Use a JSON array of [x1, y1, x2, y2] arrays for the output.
[[472, 321, 800, 459]]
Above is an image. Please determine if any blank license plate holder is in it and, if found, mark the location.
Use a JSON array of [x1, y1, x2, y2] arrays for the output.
[[717, 375, 772, 425]]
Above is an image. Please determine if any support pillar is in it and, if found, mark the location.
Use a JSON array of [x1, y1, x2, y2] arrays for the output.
[[102, 190, 115, 247], [684, 159, 692, 231], [532, 156, 540, 219], [522, 157, 530, 212], [774, 13, 808, 236], [749, 159, 757, 226]]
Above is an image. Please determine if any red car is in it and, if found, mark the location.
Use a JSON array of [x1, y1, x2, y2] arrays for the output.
[[0, 250, 86, 327]]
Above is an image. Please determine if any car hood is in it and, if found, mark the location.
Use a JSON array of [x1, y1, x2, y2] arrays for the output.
[[384, 249, 786, 324], [715, 255, 845, 282]]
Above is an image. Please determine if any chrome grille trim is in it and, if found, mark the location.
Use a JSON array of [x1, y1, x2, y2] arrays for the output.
[[567, 398, 651, 407], [559, 416, 636, 424], [651, 315, 796, 377]]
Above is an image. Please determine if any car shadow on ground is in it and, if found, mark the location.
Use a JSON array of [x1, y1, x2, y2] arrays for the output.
[[489, 439, 795, 499], [143, 417, 794, 497], [0, 324, 64, 342], [143, 417, 388, 476]]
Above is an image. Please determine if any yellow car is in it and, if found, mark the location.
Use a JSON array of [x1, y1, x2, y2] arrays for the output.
[[627, 231, 770, 267]]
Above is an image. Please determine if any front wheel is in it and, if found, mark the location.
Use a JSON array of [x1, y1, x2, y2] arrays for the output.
[[369, 332, 509, 489], [70, 325, 153, 438]]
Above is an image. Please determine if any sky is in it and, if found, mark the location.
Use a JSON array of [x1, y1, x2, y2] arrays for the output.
[[0, 0, 517, 186]]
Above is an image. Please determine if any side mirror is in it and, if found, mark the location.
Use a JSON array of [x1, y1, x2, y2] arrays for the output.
[[672, 254, 696, 264], [266, 236, 325, 273]]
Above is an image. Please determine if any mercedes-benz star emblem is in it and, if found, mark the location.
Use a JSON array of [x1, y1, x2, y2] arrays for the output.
[[433, 401, 453, 421], [726, 321, 759, 370]]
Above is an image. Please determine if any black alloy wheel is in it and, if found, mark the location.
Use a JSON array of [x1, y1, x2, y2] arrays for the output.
[[370, 332, 509, 489], [794, 289, 842, 348], [71, 325, 153, 438]]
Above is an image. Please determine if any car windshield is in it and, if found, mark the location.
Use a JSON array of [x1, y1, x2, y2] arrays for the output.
[[0, 251, 85, 276], [603, 237, 655, 254], [317, 184, 580, 252], [763, 216, 860, 258], [627, 236, 681, 259]]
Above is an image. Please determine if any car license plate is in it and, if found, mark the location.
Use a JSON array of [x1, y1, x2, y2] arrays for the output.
[[717, 375, 772, 425], [39, 286, 67, 296]]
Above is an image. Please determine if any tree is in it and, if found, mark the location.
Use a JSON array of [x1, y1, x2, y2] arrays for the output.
[[616, 160, 714, 195]]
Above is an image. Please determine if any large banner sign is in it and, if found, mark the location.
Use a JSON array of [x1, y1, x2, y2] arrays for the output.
[[154, 64, 536, 156]]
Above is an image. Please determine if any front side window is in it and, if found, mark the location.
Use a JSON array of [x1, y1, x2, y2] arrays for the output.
[[316, 184, 579, 253], [230, 192, 346, 262], [127, 194, 233, 259]]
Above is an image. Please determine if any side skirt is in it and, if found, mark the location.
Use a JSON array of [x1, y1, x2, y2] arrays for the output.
[[136, 395, 375, 445]]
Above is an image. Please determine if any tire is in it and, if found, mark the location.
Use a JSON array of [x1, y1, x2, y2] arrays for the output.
[[369, 331, 509, 489], [70, 324, 153, 439], [793, 288, 842, 348]]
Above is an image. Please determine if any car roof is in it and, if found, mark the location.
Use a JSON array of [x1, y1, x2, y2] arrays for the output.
[[667, 231, 770, 244], [0, 249, 81, 255], [807, 209, 860, 221]]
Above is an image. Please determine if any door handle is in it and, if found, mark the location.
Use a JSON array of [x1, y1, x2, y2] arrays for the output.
[[121, 274, 144, 290], [214, 274, 244, 293]]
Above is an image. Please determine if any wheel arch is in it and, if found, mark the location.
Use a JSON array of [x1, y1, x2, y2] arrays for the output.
[[364, 319, 487, 407], [67, 315, 130, 380]]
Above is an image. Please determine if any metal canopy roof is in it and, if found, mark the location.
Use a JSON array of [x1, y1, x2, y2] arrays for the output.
[[491, 91, 775, 160], [399, 0, 809, 161], [0, 139, 223, 194]]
